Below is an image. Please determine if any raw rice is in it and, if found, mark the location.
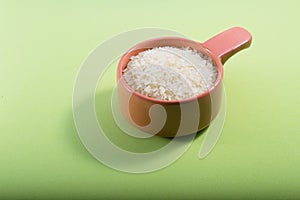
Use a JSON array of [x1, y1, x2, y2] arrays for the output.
[[122, 46, 218, 101]]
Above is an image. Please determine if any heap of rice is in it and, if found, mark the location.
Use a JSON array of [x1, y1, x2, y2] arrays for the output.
[[122, 46, 218, 101]]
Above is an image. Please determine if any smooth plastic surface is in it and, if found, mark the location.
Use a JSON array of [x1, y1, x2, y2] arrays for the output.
[[203, 27, 252, 64], [117, 27, 252, 137]]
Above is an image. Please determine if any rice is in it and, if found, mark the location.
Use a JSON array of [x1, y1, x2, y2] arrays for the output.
[[122, 46, 218, 101]]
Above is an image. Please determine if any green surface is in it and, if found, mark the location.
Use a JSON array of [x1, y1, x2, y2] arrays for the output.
[[1, 0, 300, 199]]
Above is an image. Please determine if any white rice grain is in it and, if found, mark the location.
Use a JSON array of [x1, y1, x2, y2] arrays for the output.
[[123, 46, 218, 101]]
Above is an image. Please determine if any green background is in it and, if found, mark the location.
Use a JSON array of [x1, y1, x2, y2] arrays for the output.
[[1, 0, 300, 199]]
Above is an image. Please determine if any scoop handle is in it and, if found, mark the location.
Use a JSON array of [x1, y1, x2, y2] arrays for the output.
[[202, 27, 252, 64]]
